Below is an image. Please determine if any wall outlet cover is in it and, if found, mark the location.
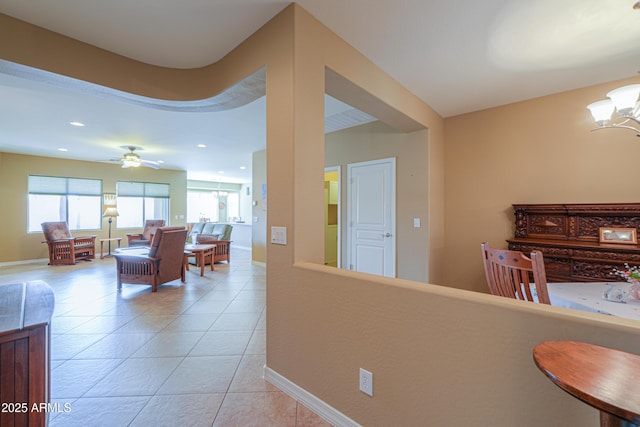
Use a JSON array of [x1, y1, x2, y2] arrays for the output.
[[359, 368, 373, 397]]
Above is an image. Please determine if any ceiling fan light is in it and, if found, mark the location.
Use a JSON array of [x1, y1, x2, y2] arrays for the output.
[[606, 84, 640, 116], [122, 151, 142, 167], [587, 99, 614, 125], [123, 159, 140, 167]]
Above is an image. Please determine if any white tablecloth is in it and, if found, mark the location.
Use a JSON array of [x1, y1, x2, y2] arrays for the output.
[[547, 282, 640, 321]]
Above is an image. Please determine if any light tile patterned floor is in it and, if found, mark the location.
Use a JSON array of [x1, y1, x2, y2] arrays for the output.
[[0, 248, 332, 427]]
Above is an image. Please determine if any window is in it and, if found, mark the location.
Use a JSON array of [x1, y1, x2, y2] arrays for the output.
[[28, 175, 102, 232], [116, 181, 170, 228], [187, 190, 241, 223], [226, 192, 240, 222], [187, 191, 219, 223]]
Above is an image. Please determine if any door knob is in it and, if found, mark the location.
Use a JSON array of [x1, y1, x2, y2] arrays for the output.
[[384, 233, 393, 237]]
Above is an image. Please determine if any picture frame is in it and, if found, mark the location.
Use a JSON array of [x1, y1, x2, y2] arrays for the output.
[[599, 227, 638, 245]]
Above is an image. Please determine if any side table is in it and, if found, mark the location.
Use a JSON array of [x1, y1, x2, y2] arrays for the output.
[[100, 237, 122, 258], [184, 244, 216, 276]]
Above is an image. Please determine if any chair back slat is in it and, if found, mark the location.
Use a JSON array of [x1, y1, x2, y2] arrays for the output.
[[481, 242, 550, 304]]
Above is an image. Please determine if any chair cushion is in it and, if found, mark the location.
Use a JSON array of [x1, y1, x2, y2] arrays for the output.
[[201, 223, 217, 234], [148, 226, 186, 258], [188, 223, 233, 242], [42, 222, 71, 240], [190, 222, 206, 234], [213, 224, 233, 240], [142, 220, 165, 240]]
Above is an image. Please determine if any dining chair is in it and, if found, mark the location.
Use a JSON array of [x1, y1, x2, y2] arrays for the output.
[[481, 242, 550, 304]]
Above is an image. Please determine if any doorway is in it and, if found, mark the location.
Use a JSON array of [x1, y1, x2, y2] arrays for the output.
[[324, 166, 341, 267]]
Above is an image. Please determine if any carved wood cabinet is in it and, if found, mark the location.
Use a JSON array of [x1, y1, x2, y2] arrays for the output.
[[507, 203, 640, 282]]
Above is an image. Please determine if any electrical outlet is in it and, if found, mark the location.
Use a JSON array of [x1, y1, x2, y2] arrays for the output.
[[359, 368, 373, 396]]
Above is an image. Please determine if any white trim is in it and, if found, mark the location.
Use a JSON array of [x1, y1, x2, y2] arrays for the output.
[[0, 258, 49, 267], [264, 366, 361, 427]]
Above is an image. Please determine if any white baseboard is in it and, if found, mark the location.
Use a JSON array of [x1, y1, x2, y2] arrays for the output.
[[263, 366, 361, 427], [231, 244, 252, 251], [0, 258, 48, 267]]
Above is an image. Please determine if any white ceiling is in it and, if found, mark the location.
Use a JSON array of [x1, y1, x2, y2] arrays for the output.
[[0, 0, 639, 182]]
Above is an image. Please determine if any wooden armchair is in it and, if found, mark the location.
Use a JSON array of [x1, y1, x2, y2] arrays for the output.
[[481, 242, 550, 304], [114, 226, 187, 292], [126, 219, 165, 247], [41, 221, 96, 265]]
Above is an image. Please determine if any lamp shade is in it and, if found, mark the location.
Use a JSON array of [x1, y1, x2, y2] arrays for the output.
[[103, 207, 119, 217], [606, 84, 640, 116], [587, 100, 615, 124]]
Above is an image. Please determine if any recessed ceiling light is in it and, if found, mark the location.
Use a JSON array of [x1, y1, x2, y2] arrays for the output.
[[240, 166, 246, 170], [69, 121, 85, 127], [57, 148, 68, 152], [197, 144, 207, 148], [218, 171, 225, 174]]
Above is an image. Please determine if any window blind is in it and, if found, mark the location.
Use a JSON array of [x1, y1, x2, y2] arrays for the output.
[[117, 181, 170, 198], [28, 175, 102, 196]]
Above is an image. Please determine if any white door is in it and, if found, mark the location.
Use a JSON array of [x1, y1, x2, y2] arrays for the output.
[[347, 158, 396, 277]]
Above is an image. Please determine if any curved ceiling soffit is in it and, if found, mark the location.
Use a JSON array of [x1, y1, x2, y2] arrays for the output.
[[0, 60, 266, 112]]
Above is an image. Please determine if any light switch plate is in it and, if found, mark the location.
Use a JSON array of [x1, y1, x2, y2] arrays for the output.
[[271, 226, 287, 245], [413, 218, 421, 228]]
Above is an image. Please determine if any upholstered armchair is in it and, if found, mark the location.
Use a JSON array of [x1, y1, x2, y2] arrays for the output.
[[41, 222, 96, 265], [114, 226, 188, 292], [126, 219, 165, 247]]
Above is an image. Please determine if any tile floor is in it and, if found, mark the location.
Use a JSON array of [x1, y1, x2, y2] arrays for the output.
[[0, 247, 332, 427]]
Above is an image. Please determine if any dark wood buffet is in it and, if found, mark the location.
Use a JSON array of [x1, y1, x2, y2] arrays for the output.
[[507, 203, 640, 282]]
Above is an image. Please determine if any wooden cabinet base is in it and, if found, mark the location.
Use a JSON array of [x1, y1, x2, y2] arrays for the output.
[[0, 281, 54, 427]]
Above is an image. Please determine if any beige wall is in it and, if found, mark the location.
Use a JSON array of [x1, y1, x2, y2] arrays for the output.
[[0, 153, 187, 263], [3, 6, 640, 427], [325, 121, 429, 282], [444, 76, 640, 294]]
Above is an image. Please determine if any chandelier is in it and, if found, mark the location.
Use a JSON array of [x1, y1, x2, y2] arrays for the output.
[[587, 84, 640, 136]]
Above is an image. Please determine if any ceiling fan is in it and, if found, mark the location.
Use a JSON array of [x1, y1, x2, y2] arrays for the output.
[[111, 146, 160, 169]]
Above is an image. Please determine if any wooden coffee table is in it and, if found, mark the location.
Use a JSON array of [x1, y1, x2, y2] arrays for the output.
[[184, 244, 216, 276]]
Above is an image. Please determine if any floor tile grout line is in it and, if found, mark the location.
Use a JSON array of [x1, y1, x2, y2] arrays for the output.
[[1, 251, 337, 426]]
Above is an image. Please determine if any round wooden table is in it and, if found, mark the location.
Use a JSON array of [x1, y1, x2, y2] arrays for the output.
[[533, 340, 640, 427]]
